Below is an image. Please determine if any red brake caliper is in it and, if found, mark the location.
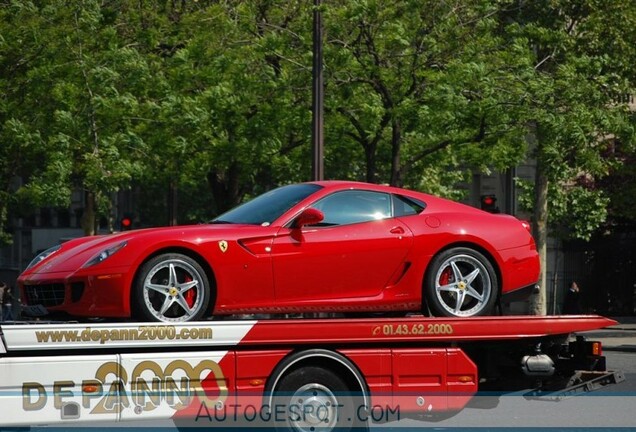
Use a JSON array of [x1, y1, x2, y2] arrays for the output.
[[184, 275, 196, 308], [440, 267, 452, 286]]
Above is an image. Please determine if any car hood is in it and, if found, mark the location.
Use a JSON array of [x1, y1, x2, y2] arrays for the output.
[[24, 223, 265, 275]]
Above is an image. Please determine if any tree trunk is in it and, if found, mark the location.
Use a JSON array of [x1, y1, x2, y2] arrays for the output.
[[168, 180, 178, 226], [364, 143, 377, 184], [530, 143, 548, 316], [389, 118, 402, 187], [81, 190, 96, 236], [0, 197, 9, 245], [207, 162, 243, 214]]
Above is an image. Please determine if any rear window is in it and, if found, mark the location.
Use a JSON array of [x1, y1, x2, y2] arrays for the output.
[[393, 194, 426, 217]]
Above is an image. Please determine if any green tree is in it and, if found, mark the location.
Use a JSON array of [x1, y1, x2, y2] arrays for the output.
[[118, 1, 314, 221], [324, 0, 532, 196], [0, 1, 72, 244], [506, 0, 636, 314], [0, 1, 150, 237]]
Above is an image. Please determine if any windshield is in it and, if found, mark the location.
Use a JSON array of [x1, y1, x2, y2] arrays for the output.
[[212, 183, 323, 226]]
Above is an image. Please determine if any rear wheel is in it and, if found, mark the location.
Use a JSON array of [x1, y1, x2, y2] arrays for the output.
[[133, 253, 211, 322], [425, 247, 498, 317]]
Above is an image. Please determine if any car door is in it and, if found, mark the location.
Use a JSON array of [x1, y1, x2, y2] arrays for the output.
[[271, 190, 414, 303]]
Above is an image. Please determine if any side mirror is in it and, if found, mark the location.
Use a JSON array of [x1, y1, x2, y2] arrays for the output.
[[294, 208, 324, 228]]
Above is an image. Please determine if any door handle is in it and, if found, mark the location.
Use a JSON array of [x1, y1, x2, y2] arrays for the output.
[[390, 226, 405, 235]]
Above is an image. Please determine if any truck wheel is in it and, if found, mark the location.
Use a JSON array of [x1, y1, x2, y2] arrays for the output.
[[133, 253, 211, 322], [273, 366, 365, 432], [425, 247, 497, 317]]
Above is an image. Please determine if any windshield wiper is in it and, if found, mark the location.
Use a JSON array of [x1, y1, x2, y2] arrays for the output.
[[209, 220, 233, 224]]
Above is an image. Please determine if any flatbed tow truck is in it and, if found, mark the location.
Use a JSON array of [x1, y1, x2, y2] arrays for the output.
[[0, 314, 625, 431]]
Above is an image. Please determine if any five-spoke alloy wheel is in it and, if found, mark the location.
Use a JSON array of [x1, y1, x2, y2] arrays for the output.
[[425, 247, 498, 317], [133, 253, 211, 322]]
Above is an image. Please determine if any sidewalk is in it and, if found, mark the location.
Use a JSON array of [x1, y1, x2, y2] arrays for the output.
[[577, 317, 636, 352]]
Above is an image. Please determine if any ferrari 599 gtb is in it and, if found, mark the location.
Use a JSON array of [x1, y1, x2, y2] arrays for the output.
[[18, 181, 539, 322]]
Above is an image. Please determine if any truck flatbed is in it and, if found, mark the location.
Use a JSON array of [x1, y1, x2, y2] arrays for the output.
[[0, 314, 616, 352]]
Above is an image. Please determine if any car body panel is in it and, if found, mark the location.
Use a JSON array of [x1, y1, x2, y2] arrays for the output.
[[271, 219, 414, 303]]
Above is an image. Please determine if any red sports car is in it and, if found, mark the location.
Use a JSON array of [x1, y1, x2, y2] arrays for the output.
[[18, 181, 539, 322]]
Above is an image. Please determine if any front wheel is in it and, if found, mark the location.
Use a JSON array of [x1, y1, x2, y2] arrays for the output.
[[425, 247, 498, 317], [272, 366, 366, 432], [133, 253, 211, 322]]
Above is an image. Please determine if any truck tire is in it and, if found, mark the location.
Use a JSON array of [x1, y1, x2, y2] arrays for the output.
[[133, 253, 211, 322], [425, 247, 498, 317], [273, 366, 366, 432]]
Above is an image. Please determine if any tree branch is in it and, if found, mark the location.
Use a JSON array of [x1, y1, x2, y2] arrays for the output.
[[404, 116, 487, 170]]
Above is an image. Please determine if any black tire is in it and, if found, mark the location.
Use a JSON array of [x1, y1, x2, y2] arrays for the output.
[[425, 247, 498, 317], [273, 366, 366, 432], [132, 253, 211, 322]]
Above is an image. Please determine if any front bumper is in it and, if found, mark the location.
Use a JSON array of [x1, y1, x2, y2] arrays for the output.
[[18, 269, 132, 318]]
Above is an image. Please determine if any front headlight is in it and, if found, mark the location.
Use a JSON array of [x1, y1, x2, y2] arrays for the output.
[[26, 244, 62, 270], [83, 241, 127, 268]]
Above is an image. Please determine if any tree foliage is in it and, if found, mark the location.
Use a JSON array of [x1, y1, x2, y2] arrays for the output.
[[501, 0, 636, 313], [324, 0, 532, 195], [0, 0, 635, 318], [1, 0, 150, 235]]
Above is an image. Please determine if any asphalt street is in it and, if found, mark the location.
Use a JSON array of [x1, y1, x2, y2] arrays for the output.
[[578, 316, 636, 352]]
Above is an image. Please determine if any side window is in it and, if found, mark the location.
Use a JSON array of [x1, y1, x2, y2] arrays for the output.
[[311, 191, 392, 226], [393, 194, 426, 217]]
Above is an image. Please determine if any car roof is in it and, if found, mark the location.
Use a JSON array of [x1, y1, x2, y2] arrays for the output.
[[308, 180, 401, 192]]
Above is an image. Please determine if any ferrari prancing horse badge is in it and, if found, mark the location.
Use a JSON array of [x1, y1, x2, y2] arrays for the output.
[[218, 240, 228, 253]]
